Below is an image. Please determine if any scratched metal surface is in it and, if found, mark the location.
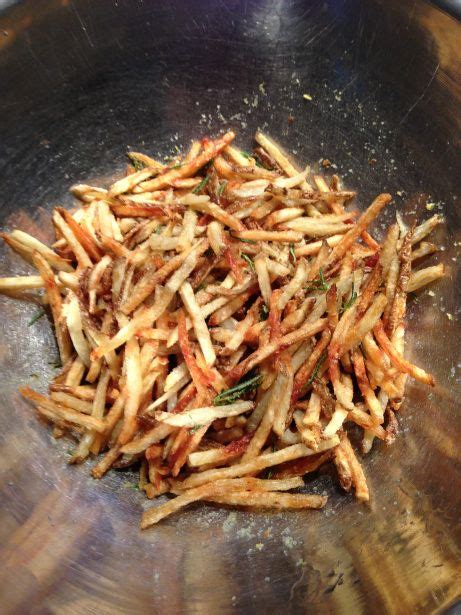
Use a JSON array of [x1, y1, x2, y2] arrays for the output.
[[0, 0, 460, 613]]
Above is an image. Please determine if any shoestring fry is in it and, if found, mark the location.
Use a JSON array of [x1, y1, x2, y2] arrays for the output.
[[0, 130, 445, 528]]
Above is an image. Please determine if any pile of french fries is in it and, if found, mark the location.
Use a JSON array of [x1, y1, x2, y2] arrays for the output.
[[0, 130, 445, 528]]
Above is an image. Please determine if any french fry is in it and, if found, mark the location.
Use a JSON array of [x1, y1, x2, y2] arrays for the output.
[[234, 229, 303, 243], [284, 217, 352, 236], [32, 252, 72, 363], [254, 253, 272, 305], [179, 282, 216, 366], [7, 229, 73, 271], [21, 387, 106, 432], [272, 360, 294, 437], [181, 439, 339, 490], [411, 214, 442, 245], [52, 209, 92, 269], [117, 337, 143, 445], [56, 207, 103, 262], [0, 275, 44, 292], [63, 292, 91, 366], [138, 132, 235, 192], [207, 491, 326, 509], [407, 264, 445, 292], [180, 194, 244, 232], [278, 258, 309, 310], [229, 318, 327, 382], [327, 193, 392, 265], [294, 234, 342, 257], [156, 401, 253, 427], [373, 321, 434, 386]]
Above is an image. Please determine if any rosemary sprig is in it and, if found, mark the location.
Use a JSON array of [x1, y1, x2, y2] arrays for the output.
[[341, 282, 358, 312], [289, 242, 297, 266], [305, 267, 330, 293], [241, 253, 255, 273], [307, 350, 328, 386], [230, 232, 256, 244], [213, 372, 262, 406], [28, 309, 45, 326], [259, 303, 269, 321], [217, 180, 227, 197], [192, 176, 210, 194]]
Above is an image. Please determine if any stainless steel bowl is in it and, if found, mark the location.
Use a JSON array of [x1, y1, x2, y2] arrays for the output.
[[0, 0, 459, 612]]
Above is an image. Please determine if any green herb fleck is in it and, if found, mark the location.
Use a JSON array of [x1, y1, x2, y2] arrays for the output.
[[265, 468, 273, 479], [305, 267, 330, 293], [217, 180, 228, 197], [341, 282, 358, 312], [171, 163, 183, 169], [289, 243, 297, 266], [195, 282, 206, 292], [259, 303, 269, 321], [192, 176, 210, 194], [230, 232, 257, 245], [155, 224, 164, 235], [130, 158, 145, 171], [307, 350, 328, 386], [241, 253, 255, 273], [241, 150, 264, 168], [28, 309, 45, 326], [297, 559, 307, 567], [189, 424, 204, 433], [213, 372, 262, 406]]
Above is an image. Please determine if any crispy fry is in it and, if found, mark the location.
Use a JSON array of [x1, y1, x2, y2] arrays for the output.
[[32, 252, 72, 363], [234, 229, 303, 243], [52, 209, 93, 269], [0, 275, 44, 292], [180, 281, 216, 366], [139, 132, 235, 192], [373, 321, 434, 386], [156, 401, 253, 427], [21, 387, 106, 432], [407, 263, 445, 292], [207, 491, 326, 509], [2, 230, 73, 272], [327, 193, 392, 265]]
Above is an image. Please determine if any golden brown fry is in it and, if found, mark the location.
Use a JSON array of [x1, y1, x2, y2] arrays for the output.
[[52, 209, 93, 269], [138, 132, 235, 192], [32, 252, 72, 363], [6, 229, 73, 271], [181, 439, 339, 490], [118, 337, 142, 445], [327, 193, 392, 265], [373, 321, 434, 386], [407, 264, 445, 293], [207, 491, 326, 509], [234, 229, 303, 243], [229, 318, 327, 382], [0, 275, 44, 292], [21, 387, 106, 432]]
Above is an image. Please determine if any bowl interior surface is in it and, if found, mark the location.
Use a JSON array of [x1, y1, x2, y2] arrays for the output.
[[0, 0, 460, 613]]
